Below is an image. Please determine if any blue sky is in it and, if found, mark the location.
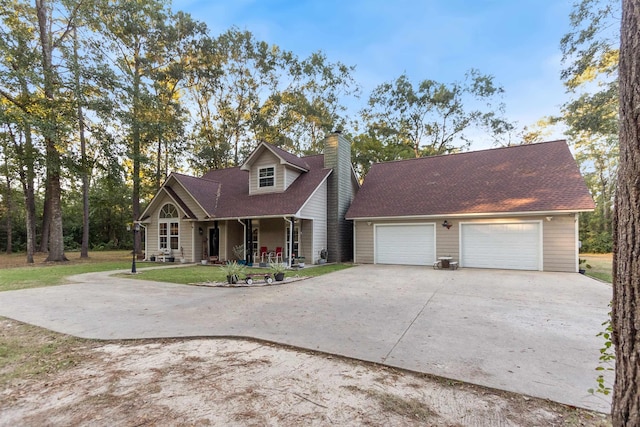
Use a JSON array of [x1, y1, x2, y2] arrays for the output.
[[173, 0, 573, 150]]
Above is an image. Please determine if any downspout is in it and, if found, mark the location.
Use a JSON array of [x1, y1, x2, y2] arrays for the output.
[[284, 216, 293, 268], [237, 218, 246, 261]]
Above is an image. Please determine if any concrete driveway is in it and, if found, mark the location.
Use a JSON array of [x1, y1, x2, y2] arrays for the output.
[[0, 264, 612, 412]]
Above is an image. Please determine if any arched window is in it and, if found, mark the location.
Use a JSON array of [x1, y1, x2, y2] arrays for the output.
[[160, 204, 179, 219], [159, 203, 179, 251]]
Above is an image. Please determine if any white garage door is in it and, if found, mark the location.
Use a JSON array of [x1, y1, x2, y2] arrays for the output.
[[461, 222, 541, 270], [375, 224, 435, 266]]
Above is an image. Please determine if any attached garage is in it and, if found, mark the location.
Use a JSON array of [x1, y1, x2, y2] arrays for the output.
[[375, 224, 435, 266], [460, 222, 542, 271]]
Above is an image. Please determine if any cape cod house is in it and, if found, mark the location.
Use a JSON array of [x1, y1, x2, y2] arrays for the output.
[[139, 137, 594, 273], [138, 133, 358, 266]]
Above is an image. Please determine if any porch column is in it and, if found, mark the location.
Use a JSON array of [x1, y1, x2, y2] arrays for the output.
[[287, 216, 295, 267], [245, 219, 254, 265]]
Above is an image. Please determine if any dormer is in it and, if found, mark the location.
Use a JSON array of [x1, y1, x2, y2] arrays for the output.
[[241, 142, 310, 195]]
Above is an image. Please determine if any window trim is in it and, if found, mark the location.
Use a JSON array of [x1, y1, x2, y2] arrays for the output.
[[258, 165, 276, 188], [158, 203, 180, 252]]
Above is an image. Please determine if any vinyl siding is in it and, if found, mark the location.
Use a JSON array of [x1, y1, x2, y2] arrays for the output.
[[171, 183, 207, 219], [300, 180, 328, 263], [144, 193, 192, 260], [249, 151, 285, 195], [543, 214, 578, 272], [324, 134, 354, 262], [355, 215, 578, 272], [284, 168, 301, 190], [258, 218, 285, 252], [354, 220, 374, 263], [225, 220, 244, 261]]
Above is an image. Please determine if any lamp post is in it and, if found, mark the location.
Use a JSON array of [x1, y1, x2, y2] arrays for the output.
[[131, 223, 140, 274]]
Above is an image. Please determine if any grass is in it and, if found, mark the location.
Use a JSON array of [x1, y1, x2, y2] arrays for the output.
[[0, 250, 153, 292], [343, 385, 437, 422], [125, 262, 353, 284], [580, 253, 613, 283], [0, 319, 89, 387]]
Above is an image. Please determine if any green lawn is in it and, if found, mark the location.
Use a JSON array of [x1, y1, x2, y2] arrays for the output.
[[580, 253, 612, 283], [0, 261, 157, 292], [0, 250, 352, 291], [126, 263, 353, 285], [0, 251, 153, 292]]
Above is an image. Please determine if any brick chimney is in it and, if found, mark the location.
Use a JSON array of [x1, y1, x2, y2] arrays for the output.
[[324, 131, 354, 262]]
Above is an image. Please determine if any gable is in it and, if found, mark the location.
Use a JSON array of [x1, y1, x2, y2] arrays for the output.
[[346, 140, 595, 219]]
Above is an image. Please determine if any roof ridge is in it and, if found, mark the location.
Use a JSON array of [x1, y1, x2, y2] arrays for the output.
[[372, 140, 568, 167], [177, 174, 222, 184]]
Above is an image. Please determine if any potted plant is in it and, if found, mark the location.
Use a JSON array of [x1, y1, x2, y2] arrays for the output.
[[295, 257, 306, 268], [232, 244, 246, 265], [219, 261, 245, 284], [269, 261, 287, 281], [150, 254, 156, 262]]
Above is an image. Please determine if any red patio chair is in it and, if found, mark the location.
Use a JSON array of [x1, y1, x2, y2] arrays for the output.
[[274, 247, 283, 263]]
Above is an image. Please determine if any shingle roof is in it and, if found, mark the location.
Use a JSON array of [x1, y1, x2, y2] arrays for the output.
[[242, 141, 310, 171], [345, 140, 595, 219], [163, 185, 198, 219], [264, 142, 311, 171], [171, 174, 221, 217], [166, 154, 330, 220]]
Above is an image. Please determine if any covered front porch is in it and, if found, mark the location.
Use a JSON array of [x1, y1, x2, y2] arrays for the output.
[[194, 217, 323, 266]]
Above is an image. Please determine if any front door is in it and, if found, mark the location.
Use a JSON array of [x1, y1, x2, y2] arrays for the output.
[[209, 226, 219, 258]]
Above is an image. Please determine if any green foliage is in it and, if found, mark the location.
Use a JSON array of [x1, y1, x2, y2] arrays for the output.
[[232, 244, 245, 261], [130, 263, 353, 284], [218, 260, 246, 278], [269, 261, 288, 274], [588, 308, 614, 396], [560, 0, 619, 254], [356, 70, 513, 166]]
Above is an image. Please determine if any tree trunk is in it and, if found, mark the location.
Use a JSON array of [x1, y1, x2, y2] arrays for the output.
[[16, 78, 37, 263], [12, 120, 36, 263], [156, 137, 162, 191], [22, 169, 36, 264], [132, 57, 142, 256], [35, 0, 66, 262], [39, 180, 50, 253], [2, 148, 12, 255], [612, 1, 640, 424], [73, 26, 90, 259]]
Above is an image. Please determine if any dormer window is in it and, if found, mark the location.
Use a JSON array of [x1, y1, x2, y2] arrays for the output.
[[259, 166, 275, 188]]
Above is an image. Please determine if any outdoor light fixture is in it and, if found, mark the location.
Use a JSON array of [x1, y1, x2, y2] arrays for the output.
[[546, 216, 553, 222], [442, 220, 452, 229]]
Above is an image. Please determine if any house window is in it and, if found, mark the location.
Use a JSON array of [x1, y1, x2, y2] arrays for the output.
[[159, 203, 179, 251], [259, 166, 275, 188]]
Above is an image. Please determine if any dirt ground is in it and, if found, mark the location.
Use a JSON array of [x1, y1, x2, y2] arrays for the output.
[[0, 319, 611, 427]]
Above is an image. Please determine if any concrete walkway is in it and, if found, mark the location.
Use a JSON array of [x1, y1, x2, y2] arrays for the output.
[[0, 265, 613, 412]]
